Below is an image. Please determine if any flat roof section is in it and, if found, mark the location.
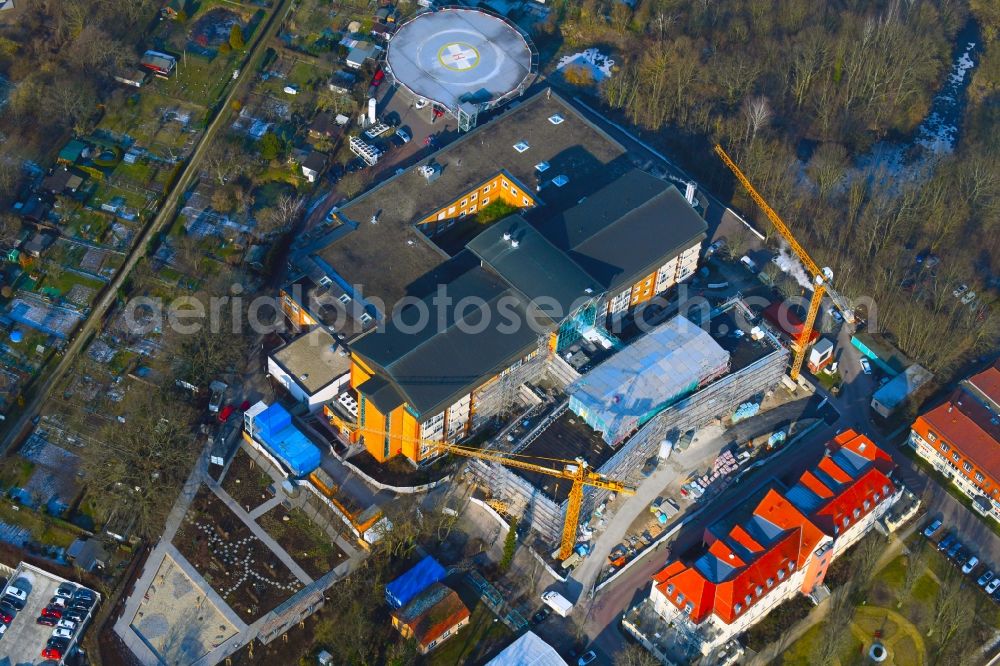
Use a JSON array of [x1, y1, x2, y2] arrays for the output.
[[271, 327, 351, 396], [511, 411, 614, 502], [386, 8, 534, 112], [310, 89, 629, 310]]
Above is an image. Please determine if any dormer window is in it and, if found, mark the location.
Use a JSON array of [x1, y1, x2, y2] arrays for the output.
[[755, 585, 763, 597], [676, 593, 685, 604], [766, 578, 774, 588], [788, 562, 796, 572], [513, 141, 530, 153], [853, 508, 861, 519], [338, 294, 352, 304], [744, 594, 752, 605], [883, 484, 890, 494], [863, 500, 871, 511], [685, 602, 693, 614], [666, 584, 674, 594], [842, 516, 850, 527], [734, 603, 742, 614], [777, 569, 786, 580]]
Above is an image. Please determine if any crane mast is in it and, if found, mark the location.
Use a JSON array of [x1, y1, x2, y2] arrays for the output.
[[714, 145, 836, 381]]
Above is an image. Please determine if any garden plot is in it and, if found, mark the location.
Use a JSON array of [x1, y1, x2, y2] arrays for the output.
[[256, 505, 348, 579], [18, 429, 83, 513], [221, 448, 276, 512], [173, 487, 303, 623], [130, 552, 240, 664]]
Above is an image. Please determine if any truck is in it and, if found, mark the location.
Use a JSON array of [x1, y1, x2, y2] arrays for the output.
[[208, 380, 228, 414], [541, 591, 573, 617]]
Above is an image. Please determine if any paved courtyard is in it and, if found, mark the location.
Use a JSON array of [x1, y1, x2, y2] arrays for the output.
[[130, 552, 241, 664]]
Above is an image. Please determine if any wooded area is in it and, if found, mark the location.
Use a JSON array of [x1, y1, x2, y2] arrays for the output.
[[540, 0, 1000, 378]]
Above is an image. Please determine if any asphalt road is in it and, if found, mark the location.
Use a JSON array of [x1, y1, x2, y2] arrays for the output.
[[0, 0, 295, 453]]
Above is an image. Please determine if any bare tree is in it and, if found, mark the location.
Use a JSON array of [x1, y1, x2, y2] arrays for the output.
[[899, 541, 928, 607], [614, 644, 660, 666], [80, 390, 197, 539], [256, 194, 304, 238], [743, 95, 772, 145]]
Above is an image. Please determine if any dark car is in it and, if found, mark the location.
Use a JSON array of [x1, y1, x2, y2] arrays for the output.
[[0, 608, 12, 624], [346, 157, 365, 173], [938, 532, 956, 551], [36, 615, 57, 627], [531, 607, 551, 624], [0, 601, 17, 618], [74, 588, 95, 601], [47, 636, 69, 650], [63, 610, 85, 623]]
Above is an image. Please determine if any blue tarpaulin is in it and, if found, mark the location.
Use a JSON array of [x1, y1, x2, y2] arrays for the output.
[[252, 403, 321, 476], [385, 555, 446, 608]]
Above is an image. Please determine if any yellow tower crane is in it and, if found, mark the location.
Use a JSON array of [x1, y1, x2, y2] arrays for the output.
[[342, 424, 634, 560], [714, 144, 840, 381]]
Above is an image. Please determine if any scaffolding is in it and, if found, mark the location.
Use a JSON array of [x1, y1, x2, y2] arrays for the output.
[[467, 301, 790, 545]]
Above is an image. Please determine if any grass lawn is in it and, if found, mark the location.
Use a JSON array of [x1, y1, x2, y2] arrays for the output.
[[0, 459, 35, 489], [423, 603, 511, 666], [782, 621, 864, 665]]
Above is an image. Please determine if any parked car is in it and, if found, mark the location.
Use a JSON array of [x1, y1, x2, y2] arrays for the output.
[[947, 541, 964, 559], [54, 583, 76, 601], [578, 651, 598, 666], [52, 627, 74, 639], [41, 606, 62, 619], [978, 570, 995, 587], [36, 615, 57, 627], [56, 618, 77, 632], [859, 358, 872, 374], [938, 532, 956, 551], [41, 647, 63, 660], [963, 556, 980, 574], [961, 291, 977, 305], [923, 519, 943, 537], [531, 607, 551, 624], [217, 404, 235, 423], [395, 128, 411, 144], [0, 622, 5, 639], [63, 610, 85, 623], [0, 608, 12, 624], [740, 255, 758, 273], [953, 283, 969, 298], [2, 587, 27, 609], [986, 578, 1000, 594]]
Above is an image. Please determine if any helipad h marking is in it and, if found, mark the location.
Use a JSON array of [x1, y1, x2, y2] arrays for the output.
[[438, 42, 480, 71]]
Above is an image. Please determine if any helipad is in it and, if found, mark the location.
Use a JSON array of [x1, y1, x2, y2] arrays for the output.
[[386, 8, 535, 114]]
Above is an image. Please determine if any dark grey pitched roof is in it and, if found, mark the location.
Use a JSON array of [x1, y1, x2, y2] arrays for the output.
[[541, 169, 708, 291], [466, 215, 596, 318], [350, 262, 545, 416], [357, 375, 405, 414]]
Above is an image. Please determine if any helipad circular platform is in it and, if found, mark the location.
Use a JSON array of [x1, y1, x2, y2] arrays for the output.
[[386, 8, 535, 113]]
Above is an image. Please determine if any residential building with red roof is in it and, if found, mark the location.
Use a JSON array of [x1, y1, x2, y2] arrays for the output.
[[909, 361, 1000, 522], [391, 582, 470, 654], [648, 430, 899, 654]]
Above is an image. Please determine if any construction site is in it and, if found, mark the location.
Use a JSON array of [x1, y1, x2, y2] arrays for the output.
[[463, 297, 789, 551]]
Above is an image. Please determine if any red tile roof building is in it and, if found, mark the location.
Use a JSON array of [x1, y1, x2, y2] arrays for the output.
[[649, 431, 898, 653], [391, 583, 470, 654], [909, 362, 1000, 522]]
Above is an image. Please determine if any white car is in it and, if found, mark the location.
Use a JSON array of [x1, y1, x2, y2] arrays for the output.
[[395, 128, 411, 143], [56, 619, 77, 632], [963, 556, 980, 574], [52, 627, 74, 639], [978, 570, 994, 587], [953, 283, 969, 298], [859, 358, 872, 375], [414, 98, 429, 109], [961, 291, 977, 305], [986, 578, 1000, 594]]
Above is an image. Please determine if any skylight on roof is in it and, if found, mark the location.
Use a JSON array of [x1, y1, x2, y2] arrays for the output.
[[535, 161, 550, 173], [513, 141, 530, 153], [552, 174, 569, 187], [548, 114, 565, 125]]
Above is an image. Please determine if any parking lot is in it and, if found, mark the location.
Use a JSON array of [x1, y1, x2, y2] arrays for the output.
[[925, 520, 1000, 604], [0, 563, 99, 664]]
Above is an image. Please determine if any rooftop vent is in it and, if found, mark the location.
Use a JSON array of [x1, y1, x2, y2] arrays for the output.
[[510, 239, 520, 248], [418, 164, 441, 182], [535, 161, 550, 173], [552, 174, 569, 187], [513, 141, 530, 153], [548, 114, 565, 125]]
